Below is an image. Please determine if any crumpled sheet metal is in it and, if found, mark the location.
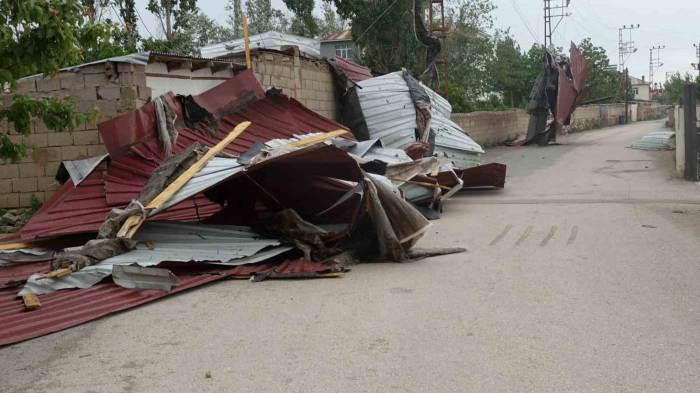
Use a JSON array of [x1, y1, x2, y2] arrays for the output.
[[103, 222, 291, 266], [556, 42, 590, 125], [328, 57, 373, 83], [1, 259, 339, 346], [364, 174, 431, 261], [354, 71, 483, 168], [112, 265, 180, 291], [19, 70, 351, 241], [149, 157, 245, 216], [56, 154, 110, 186], [19, 222, 291, 296]]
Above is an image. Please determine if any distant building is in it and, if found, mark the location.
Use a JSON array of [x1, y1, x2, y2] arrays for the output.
[[630, 75, 650, 101], [320, 30, 358, 62]]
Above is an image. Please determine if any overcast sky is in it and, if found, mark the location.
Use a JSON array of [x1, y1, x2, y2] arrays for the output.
[[134, 0, 699, 84]]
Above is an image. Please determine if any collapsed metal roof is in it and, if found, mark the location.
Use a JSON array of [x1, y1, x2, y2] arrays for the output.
[[19, 70, 349, 241]]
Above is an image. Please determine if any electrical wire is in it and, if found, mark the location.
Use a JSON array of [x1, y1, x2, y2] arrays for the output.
[[507, 0, 538, 42], [355, 0, 402, 43], [135, 6, 154, 38]]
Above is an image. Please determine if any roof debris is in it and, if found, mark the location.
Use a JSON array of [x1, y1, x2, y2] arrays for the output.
[[0, 60, 513, 347]]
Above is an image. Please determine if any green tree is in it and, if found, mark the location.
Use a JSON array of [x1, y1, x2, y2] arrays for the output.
[[444, 0, 498, 111], [489, 33, 528, 107], [225, 0, 244, 39], [333, 0, 419, 73], [660, 73, 700, 105], [577, 37, 619, 102], [245, 0, 289, 34], [318, 2, 347, 37], [0, 1, 97, 162], [146, 0, 197, 40], [283, 0, 318, 37], [143, 9, 234, 55]]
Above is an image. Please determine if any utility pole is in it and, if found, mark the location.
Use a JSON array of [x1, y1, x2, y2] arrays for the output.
[[543, 0, 571, 49], [649, 45, 665, 89], [692, 43, 700, 76], [618, 24, 640, 71], [624, 68, 630, 124]]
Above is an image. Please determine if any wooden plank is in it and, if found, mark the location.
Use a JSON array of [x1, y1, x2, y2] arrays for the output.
[[287, 129, 348, 147], [0, 242, 34, 250], [146, 121, 251, 209], [117, 122, 251, 238], [22, 293, 41, 311]]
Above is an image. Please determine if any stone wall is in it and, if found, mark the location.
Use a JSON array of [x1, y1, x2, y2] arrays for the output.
[[451, 103, 669, 147], [451, 109, 529, 146], [0, 63, 148, 208], [638, 103, 671, 121], [249, 51, 336, 120]]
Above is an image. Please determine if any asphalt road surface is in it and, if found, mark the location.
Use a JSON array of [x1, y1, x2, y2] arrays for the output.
[[2, 120, 699, 392]]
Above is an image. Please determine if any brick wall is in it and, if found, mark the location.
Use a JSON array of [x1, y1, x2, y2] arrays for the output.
[[250, 51, 336, 120], [451, 109, 530, 146], [0, 63, 148, 208]]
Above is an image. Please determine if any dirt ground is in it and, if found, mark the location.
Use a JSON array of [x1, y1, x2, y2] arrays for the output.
[[1, 120, 699, 392]]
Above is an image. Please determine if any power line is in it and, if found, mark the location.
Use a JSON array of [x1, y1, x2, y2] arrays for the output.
[[507, 0, 538, 42], [134, 6, 154, 38], [355, 0, 402, 43]]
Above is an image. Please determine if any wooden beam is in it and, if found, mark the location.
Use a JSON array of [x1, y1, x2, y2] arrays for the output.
[[287, 129, 348, 148], [243, 15, 251, 70], [22, 293, 41, 311], [117, 122, 252, 238]]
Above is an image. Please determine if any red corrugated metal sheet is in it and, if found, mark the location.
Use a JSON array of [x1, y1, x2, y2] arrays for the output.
[[19, 70, 350, 241], [332, 57, 373, 83], [0, 259, 339, 346]]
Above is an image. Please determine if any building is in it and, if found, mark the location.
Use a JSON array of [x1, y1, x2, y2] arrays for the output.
[[320, 30, 359, 62], [630, 75, 650, 101]]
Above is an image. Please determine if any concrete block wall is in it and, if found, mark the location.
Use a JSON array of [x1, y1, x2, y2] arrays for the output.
[[570, 103, 627, 130], [0, 63, 148, 208], [251, 52, 336, 120], [451, 109, 529, 146]]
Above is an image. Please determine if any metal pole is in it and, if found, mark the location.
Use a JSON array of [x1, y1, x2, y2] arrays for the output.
[[625, 68, 630, 124], [683, 83, 698, 181]]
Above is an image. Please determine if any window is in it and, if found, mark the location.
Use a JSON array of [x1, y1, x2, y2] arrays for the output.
[[335, 42, 354, 59], [634, 88, 639, 95]]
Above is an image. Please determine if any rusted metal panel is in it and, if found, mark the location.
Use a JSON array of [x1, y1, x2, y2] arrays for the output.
[[330, 57, 373, 83], [0, 259, 339, 347]]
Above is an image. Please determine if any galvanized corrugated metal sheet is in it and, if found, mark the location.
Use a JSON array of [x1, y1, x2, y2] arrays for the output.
[[19, 222, 291, 295], [630, 131, 675, 150], [201, 31, 321, 59], [355, 72, 484, 167], [150, 158, 245, 215], [103, 222, 290, 266], [356, 72, 418, 148]]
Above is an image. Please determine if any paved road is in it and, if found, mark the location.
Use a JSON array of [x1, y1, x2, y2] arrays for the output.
[[2, 120, 699, 392]]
